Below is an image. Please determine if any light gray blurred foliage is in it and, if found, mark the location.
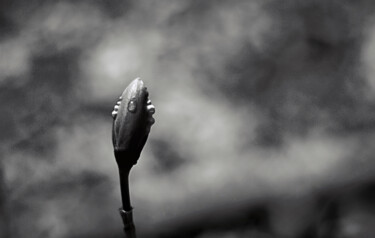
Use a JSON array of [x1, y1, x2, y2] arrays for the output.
[[1, 0, 375, 237]]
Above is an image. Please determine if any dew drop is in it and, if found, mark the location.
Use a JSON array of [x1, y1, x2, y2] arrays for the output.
[[128, 99, 137, 112]]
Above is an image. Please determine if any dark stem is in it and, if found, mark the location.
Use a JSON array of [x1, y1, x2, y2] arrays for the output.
[[119, 168, 132, 211], [119, 167, 137, 238]]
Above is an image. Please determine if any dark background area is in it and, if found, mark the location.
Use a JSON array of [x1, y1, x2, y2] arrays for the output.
[[1, 0, 375, 237]]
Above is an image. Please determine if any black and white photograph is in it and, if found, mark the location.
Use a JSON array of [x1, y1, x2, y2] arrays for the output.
[[1, 0, 375, 237]]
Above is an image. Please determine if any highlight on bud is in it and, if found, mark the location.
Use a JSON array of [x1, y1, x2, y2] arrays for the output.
[[147, 104, 155, 114], [112, 97, 122, 118], [112, 78, 155, 161]]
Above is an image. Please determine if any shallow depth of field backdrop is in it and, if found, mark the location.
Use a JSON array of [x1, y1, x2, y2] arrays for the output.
[[1, 0, 375, 237]]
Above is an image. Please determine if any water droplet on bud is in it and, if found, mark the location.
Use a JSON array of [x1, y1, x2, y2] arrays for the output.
[[128, 99, 137, 112]]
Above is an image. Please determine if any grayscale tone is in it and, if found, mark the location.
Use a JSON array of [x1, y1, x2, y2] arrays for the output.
[[1, 1, 375, 238], [111, 78, 155, 237], [112, 78, 155, 163]]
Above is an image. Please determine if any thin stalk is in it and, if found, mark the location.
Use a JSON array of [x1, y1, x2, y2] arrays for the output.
[[119, 169, 132, 211], [119, 168, 137, 238]]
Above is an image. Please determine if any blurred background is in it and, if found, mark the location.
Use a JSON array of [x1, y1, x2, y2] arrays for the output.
[[1, 0, 375, 237]]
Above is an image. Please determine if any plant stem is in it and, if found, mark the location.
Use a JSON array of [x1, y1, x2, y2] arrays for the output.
[[119, 169, 132, 211], [119, 168, 136, 238]]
